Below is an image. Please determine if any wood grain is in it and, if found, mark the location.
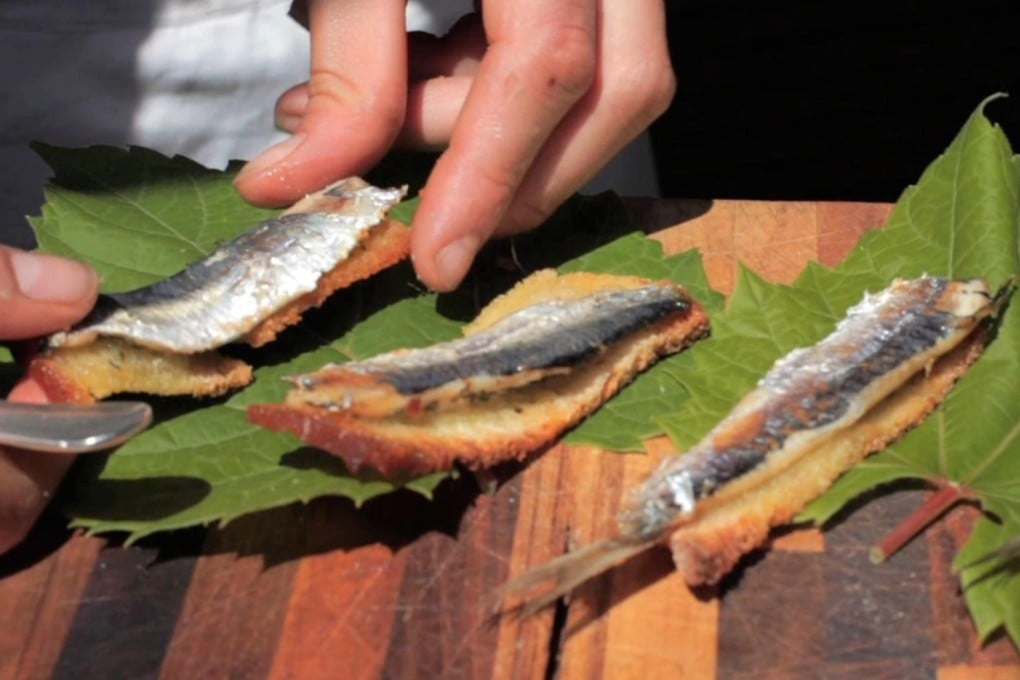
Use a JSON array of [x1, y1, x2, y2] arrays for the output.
[[0, 529, 102, 680], [1, 198, 1017, 680]]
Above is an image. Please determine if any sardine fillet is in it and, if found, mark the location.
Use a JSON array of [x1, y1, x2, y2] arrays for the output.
[[493, 276, 1005, 614], [668, 328, 986, 584], [243, 214, 410, 347], [32, 179, 410, 401], [49, 178, 409, 354], [248, 271, 711, 476]]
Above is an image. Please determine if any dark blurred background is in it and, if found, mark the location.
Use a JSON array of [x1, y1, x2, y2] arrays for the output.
[[650, 0, 1020, 202]]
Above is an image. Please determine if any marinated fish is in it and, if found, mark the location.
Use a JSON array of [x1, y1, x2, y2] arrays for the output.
[[248, 270, 711, 476], [33, 177, 411, 402], [284, 283, 693, 419], [497, 276, 1007, 614], [50, 177, 407, 354]]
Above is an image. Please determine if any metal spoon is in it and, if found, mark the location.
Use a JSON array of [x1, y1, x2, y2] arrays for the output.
[[0, 401, 152, 454]]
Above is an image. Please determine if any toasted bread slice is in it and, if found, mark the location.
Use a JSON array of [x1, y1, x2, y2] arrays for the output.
[[248, 270, 711, 476], [29, 339, 252, 403], [667, 329, 987, 584]]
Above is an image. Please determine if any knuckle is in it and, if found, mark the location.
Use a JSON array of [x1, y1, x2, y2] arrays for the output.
[[306, 68, 360, 105], [528, 24, 597, 102], [607, 56, 677, 123], [472, 162, 521, 209], [306, 69, 405, 129]]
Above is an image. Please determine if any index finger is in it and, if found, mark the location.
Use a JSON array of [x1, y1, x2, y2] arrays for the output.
[[410, 0, 598, 291], [236, 0, 409, 207]]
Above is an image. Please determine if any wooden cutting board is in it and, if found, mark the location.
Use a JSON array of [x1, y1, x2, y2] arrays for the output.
[[1, 199, 1018, 680]]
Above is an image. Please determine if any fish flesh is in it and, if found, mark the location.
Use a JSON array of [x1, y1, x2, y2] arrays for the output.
[[284, 283, 693, 418], [496, 275, 1006, 614], [33, 176, 411, 402], [625, 276, 993, 538], [248, 270, 711, 476], [49, 177, 407, 354]]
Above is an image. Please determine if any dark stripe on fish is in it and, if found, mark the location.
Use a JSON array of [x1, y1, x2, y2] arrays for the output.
[[300, 284, 690, 396], [625, 276, 992, 539], [49, 180, 405, 354], [74, 212, 345, 326]]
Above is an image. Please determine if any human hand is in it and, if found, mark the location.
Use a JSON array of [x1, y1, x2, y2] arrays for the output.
[[0, 246, 98, 553], [235, 0, 675, 291]]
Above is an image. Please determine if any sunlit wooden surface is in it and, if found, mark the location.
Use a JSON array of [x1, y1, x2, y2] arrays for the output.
[[2, 199, 1018, 680]]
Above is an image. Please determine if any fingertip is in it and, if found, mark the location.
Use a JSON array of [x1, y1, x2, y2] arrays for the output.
[[233, 133, 309, 207], [2, 249, 98, 306], [237, 0, 409, 207], [9, 375, 49, 404], [236, 77, 407, 207], [0, 247, 100, 338], [412, 229, 482, 292]]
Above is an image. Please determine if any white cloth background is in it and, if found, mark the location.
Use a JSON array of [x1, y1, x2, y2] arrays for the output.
[[0, 0, 657, 249]]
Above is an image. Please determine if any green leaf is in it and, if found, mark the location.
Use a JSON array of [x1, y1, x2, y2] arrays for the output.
[[661, 96, 1020, 644], [29, 143, 280, 292], [562, 237, 723, 449], [28, 144, 713, 541], [61, 347, 446, 539]]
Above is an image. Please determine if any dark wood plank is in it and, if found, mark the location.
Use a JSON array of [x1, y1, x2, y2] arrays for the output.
[[815, 202, 894, 267], [379, 487, 517, 678], [51, 539, 198, 680], [0, 526, 101, 680], [545, 442, 718, 679], [820, 490, 938, 679], [265, 474, 527, 680], [717, 551, 828, 680], [928, 505, 1020, 672]]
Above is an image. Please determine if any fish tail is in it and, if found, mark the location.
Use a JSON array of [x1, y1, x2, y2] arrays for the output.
[[491, 534, 655, 618]]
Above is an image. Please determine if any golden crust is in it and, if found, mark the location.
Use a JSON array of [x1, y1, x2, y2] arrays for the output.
[[465, 270, 657, 333], [666, 328, 988, 585], [29, 338, 253, 403], [248, 271, 711, 476]]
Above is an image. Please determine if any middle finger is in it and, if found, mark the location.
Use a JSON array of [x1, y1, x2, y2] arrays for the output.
[[410, 0, 598, 290]]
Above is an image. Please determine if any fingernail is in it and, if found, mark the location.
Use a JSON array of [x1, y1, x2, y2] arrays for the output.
[[433, 235, 482, 290], [10, 251, 97, 303], [236, 132, 306, 183]]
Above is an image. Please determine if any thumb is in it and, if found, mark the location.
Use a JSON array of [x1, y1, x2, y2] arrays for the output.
[[235, 0, 409, 207], [0, 246, 98, 339]]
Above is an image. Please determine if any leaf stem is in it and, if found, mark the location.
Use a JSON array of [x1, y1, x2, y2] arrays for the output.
[[869, 481, 972, 564]]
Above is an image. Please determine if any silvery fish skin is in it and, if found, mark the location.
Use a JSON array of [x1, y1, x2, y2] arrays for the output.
[[623, 275, 992, 539], [287, 283, 692, 417], [495, 275, 1000, 614], [49, 178, 406, 354]]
